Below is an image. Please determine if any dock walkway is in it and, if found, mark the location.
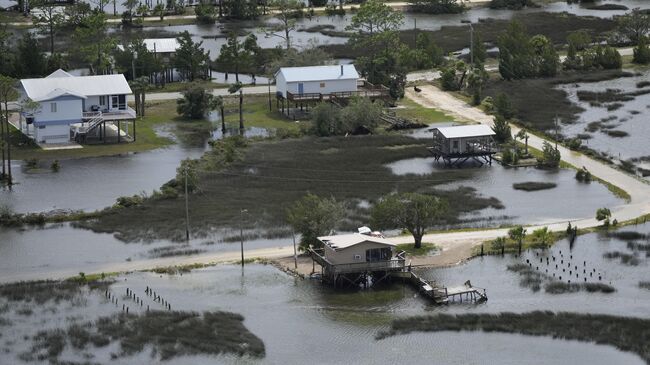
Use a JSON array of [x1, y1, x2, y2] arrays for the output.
[[395, 270, 488, 305]]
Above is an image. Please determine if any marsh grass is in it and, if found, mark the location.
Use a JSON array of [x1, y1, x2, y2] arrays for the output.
[[507, 263, 615, 294], [0, 280, 111, 305], [378, 311, 650, 363], [640, 282, 650, 290], [21, 311, 264, 362], [512, 182, 557, 191], [483, 70, 632, 131], [85, 136, 503, 242], [607, 231, 647, 240], [147, 246, 205, 258], [603, 251, 640, 266]]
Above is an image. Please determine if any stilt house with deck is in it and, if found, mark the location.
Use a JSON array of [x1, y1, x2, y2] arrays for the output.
[[428, 124, 497, 167], [19, 70, 136, 145], [309, 233, 406, 288], [274, 64, 390, 115]]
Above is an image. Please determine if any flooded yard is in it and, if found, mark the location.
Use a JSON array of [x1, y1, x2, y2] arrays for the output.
[[558, 69, 650, 170], [1, 222, 649, 364]]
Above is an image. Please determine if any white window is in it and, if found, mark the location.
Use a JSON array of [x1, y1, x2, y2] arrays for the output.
[[50, 103, 57, 113], [99, 96, 106, 106], [320, 82, 326, 88]]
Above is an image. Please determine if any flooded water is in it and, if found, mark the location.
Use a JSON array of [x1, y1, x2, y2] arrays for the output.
[[0, 144, 205, 214], [386, 158, 622, 226], [2, 222, 650, 364], [558, 69, 650, 166]]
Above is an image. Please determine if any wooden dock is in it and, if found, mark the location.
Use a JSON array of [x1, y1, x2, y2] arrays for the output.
[[394, 270, 488, 305]]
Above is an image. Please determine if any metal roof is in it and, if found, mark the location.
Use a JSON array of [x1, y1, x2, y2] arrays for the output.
[[46, 69, 74, 78], [276, 64, 359, 83], [431, 124, 495, 139], [318, 233, 395, 250], [33, 88, 87, 102], [21, 72, 132, 100], [143, 38, 180, 53], [0, 0, 17, 10]]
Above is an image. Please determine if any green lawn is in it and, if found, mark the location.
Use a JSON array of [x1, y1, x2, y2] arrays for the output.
[[393, 97, 457, 125], [221, 95, 303, 131]]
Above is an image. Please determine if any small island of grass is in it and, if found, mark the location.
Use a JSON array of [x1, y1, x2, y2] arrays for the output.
[[512, 181, 557, 191]]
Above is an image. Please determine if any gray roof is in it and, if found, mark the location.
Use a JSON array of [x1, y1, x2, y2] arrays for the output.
[[276, 64, 359, 83], [33, 88, 87, 102], [0, 0, 17, 9], [432, 125, 495, 139], [144, 38, 180, 53], [21, 70, 132, 100], [318, 233, 395, 250]]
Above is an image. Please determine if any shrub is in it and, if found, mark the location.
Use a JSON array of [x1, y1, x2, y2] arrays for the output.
[[633, 36, 650, 64], [195, 3, 216, 24], [538, 141, 560, 168], [596, 207, 611, 227], [492, 115, 512, 143], [575, 167, 592, 182], [114, 195, 144, 208], [494, 93, 515, 119], [50, 160, 60, 172]]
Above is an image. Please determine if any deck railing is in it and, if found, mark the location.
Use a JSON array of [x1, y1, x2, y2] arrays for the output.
[[309, 248, 406, 275]]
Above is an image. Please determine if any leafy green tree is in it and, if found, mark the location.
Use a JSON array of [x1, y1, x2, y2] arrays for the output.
[[633, 36, 650, 64], [467, 65, 488, 104], [73, 13, 116, 75], [346, 0, 404, 35], [64, 2, 92, 27], [122, 0, 138, 24], [0, 26, 15, 77], [216, 33, 260, 83], [599, 45, 622, 69], [195, 3, 216, 24], [0, 76, 18, 185], [32, 0, 65, 55], [266, 44, 332, 75], [173, 31, 210, 81], [209, 95, 226, 135], [498, 21, 533, 80], [228, 82, 244, 132], [493, 92, 515, 119], [223, 0, 259, 19], [129, 76, 149, 117], [371, 193, 448, 249], [264, 0, 302, 49], [15, 33, 47, 77], [491, 236, 506, 256], [311, 103, 343, 136], [113, 38, 160, 80], [508, 226, 526, 254], [409, 0, 465, 14], [540, 141, 561, 168], [136, 3, 149, 22], [567, 30, 591, 51], [531, 227, 551, 248], [176, 84, 213, 119], [286, 193, 345, 251], [340, 97, 383, 133], [515, 129, 529, 154], [596, 207, 612, 227], [492, 115, 511, 144], [530, 35, 558, 77], [616, 8, 650, 44], [153, 3, 165, 20], [470, 30, 487, 65]]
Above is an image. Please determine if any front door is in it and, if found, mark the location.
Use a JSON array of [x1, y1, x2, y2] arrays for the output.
[[111, 95, 119, 111], [298, 83, 304, 95]]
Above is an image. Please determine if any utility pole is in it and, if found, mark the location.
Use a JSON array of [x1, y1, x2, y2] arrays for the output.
[[413, 18, 417, 48], [184, 167, 190, 242], [292, 230, 297, 270], [240, 209, 247, 267], [469, 23, 474, 66], [554, 114, 559, 149], [268, 79, 272, 112]]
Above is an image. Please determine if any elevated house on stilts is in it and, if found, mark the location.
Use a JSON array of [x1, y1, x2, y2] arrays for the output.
[[309, 232, 406, 289], [428, 125, 497, 167], [274, 64, 390, 117]]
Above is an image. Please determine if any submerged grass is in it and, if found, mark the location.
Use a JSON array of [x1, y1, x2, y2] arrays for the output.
[[84, 135, 503, 242], [603, 251, 641, 266], [378, 311, 650, 363], [21, 311, 264, 362], [507, 263, 615, 294], [512, 181, 557, 191], [0, 280, 111, 305]]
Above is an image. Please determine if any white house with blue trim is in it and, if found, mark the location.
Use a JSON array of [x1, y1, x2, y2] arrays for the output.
[[19, 70, 135, 144], [275, 64, 360, 99]]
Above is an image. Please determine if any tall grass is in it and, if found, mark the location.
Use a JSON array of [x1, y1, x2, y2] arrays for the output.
[[378, 311, 650, 363], [20, 311, 264, 362]]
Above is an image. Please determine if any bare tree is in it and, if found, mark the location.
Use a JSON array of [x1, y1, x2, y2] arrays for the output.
[[262, 0, 301, 50]]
